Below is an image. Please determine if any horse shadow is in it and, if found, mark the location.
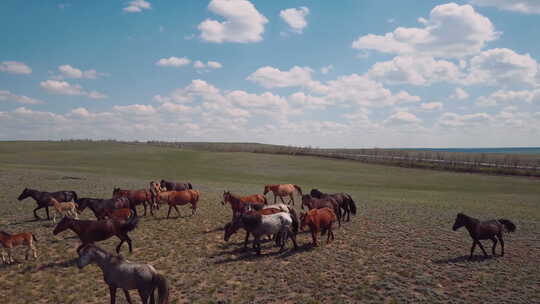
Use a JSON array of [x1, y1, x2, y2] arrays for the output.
[[36, 257, 78, 271], [4, 218, 48, 227], [433, 255, 496, 264], [212, 242, 313, 264]]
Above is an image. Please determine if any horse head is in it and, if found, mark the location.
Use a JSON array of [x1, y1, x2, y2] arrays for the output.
[[452, 213, 467, 231], [76, 244, 99, 269], [53, 216, 72, 235], [17, 188, 30, 201], [221, 191, 231, 205], [310, 189, 323, 198], [300, 194, 312, 210]]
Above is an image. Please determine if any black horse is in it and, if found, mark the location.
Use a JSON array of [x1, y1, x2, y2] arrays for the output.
[[310, 189, 357, 222], [452, 213, 516, 260], [159, 179, 193, 191], [76, 197, 133, 219], [18, 188, 78, 220]]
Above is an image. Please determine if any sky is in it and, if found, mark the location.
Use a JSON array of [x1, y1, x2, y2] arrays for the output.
[[1, 0, 540, 148]]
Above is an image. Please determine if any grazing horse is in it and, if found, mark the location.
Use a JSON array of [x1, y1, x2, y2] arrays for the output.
[[53, 216, 139, 254], [160, 179, 193, 191], [50, 198, 78, 223], [452, 213, 516, 260], [0, 231, 38, 264], [263, 184, 302, 205], [77, 244, 169, 304], [301, 194, 341, 227], [113, 188, 154, 216], [76, 197, 132, 220], [310, 189, 357, 222], [154, 190, 200, 218], [221, 191, 267, 218], [300, 208, 337, 247], [224, 212, 298, 255], [17, 188, 78, 220]]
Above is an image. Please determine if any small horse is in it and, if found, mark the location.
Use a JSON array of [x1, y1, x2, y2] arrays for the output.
[[154, 190, 200, 218], [149, 181, 166, 208], [76, 197, 132, 220], [53, 216, 139, 254], [0, 231, 38, 264], [301, 194, 341, 227], [105, 208, 133, 222], [160, 179, 193, 191], [113, 188, 154, 216], [77, 244, 169, 304], [50, 198, 78, 223], [221, 191, 267, 218], [263, 184, 302, 205], [310, 189, 357, 221], [300, 208, 337, 247], [17, 188, 78, 220], [224, 212, 298, 255], [452, 213, 516, 260]]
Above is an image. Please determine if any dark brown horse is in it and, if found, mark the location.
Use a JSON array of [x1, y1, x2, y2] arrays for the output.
[[300, 208, 337, 247], [301, 194, 341, 227], [160, 179, 193, 191], [76, 197, 132, 220], [53, 216, 139, 254], [154, 190, 200, 218], [310, 189, 357, 221], [17, 188, 78, 220], [452, 213, 516, 260], [221, 191, 266, 218], [112, 188, 154, 216], [263, 184, 302, 205]]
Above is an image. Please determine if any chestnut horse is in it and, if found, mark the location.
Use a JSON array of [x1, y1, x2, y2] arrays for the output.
[[112, 188, 154, 216], [221, 191, 267, 218], [105, 208, 132, 222], [263, 184, 302, 205], [160, 179, 193, 191], [53, 216, 139, 254], [0, 231, 38, 264], [301, 194, 341, 227], [452, 213, 516, 260], [310, 189, 357, 222], [17, 188, 78, 220], [76, 197, 132, 220], [300, 208, 337, 247], [154, 190, 200, 218]]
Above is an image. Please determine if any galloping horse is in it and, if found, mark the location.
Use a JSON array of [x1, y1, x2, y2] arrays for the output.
[[50, 198, 78, 223], [154, 190, 200, 218], [160, 179, 193, 191], [300, 208, 337, 247], [112, 188, 154, 216], [452, 213, 516, 260], [310, 189, 357, 222], [77, 245, 169, 304], [263, 184, 302, 205], [17, 188, 78, 220], [76, 197, 132, 220], [301, 194, 341, 227], [221, 191, 267, 218], [53, 216, 139, 254], [0, 231, 38, 264]]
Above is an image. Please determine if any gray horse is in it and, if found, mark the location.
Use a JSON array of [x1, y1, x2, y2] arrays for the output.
[[77, 245, 169, 304]]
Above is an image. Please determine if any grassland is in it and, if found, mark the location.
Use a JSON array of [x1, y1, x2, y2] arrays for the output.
[[0, 141, 539, 303]]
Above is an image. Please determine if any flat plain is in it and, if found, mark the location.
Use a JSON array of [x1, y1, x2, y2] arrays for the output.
[[0, 141, 539, 303]]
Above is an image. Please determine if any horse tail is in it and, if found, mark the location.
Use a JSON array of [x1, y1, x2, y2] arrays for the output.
[[293, 184, 303, 196], [287, 207, 299, 234], [153, 273, 170, 304], [32, 234, 38, 243], [346, 194, 357, 215], [499, 219, 516, 233], [120, 215, 139, 232]]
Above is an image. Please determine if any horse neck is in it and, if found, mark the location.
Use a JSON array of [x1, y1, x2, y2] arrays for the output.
[[89, 248, 116, 270], [462, 215, 479, 231], [27, 189, 43, 200]]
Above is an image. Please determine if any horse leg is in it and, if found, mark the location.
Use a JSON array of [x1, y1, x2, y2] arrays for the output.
[[469, 241, 477, 260], [45, 206, 51, 220], [138, 289, 150, 304], [116, 238, 126, 254], [109, 285, 117, 304], [311, 229, 318, 247], [490, 236, 498, 256], [143, 202, 147, 217], [31, 243, 37, 259], [477, 240, 488, 257], [123, 289, 134, 304], [279, 195, 287, 205], [166, 205, 172, 219], [498, 233, 505, 256], [289, 228, 298, 249], [33, 206, 42, 219], [290, 195, 294, 206], [173, 205, 181, 217], [273, 195, 277, 205], [243, 231, 250, 249]]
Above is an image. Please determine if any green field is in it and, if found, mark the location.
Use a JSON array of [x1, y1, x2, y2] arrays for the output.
[[0, 141, 539, 303]]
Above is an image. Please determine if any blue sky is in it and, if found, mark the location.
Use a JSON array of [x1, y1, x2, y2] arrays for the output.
[[1, 0, 540, 147]]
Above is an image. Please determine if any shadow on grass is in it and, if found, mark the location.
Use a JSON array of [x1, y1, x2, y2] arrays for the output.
[[433, 255, 496, 264], [5, 217, 49, 226], [212, 243, 313, 264], [36, 257, 77, 271]]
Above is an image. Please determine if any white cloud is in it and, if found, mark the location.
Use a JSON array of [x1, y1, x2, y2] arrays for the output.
[[352, 3, 499, 58], [470, 0, 540, 14], [450, 88, 469, 100], [476, 88, 540, 106], [247, 66, 315, 89], [193, 60, 223, 70], [320, 65, 333, 75], [113, 104, 156, 115], [0, 90, 43, 104], [58, 65, 104, 79], [0, 61, 32, 75], [439, 112, 491, 127], [288, 92, 332, 110], [280, 7, 310, 34], [198, 0, 268, 43], [420, 102, 443, 111], [40, 80, 107, 99], [385, 111, 421, 125], [123, 0, 151, 13], [155, 57, 191, 68]]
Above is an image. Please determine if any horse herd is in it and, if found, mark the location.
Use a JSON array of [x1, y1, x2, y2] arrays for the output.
[[0, 179, 518, 304]]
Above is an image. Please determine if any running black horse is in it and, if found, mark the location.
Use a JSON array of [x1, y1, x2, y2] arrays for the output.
[[159, 179, 193, 191], [18, 188, 78, 220], [76, 197, 133, 219], [310, 189, 357, 222], [452, 213, 516, 260]]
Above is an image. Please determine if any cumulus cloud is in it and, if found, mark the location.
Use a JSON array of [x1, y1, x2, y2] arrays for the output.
[[155, 57, 191, 68], [193, 60, 223, 70], [123, 0, 151, 13], [198, 0, 268, 43], [420, 102, 443, 111], [470, 0, 540, 14], [450, 88, 469, 100], [476, 88, 540, 106], [40, 80, 107, 99], [58, 65, 104, 79], [0, 90, 43, 104], [352, 3, 499, 58], [439, 112, 491, 127], [0, 61, 32, 75], [280, 7, 310, 34], [385, 111, 422, 125], [320, 65, 333, 75], [247, 66, 315, 88]]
